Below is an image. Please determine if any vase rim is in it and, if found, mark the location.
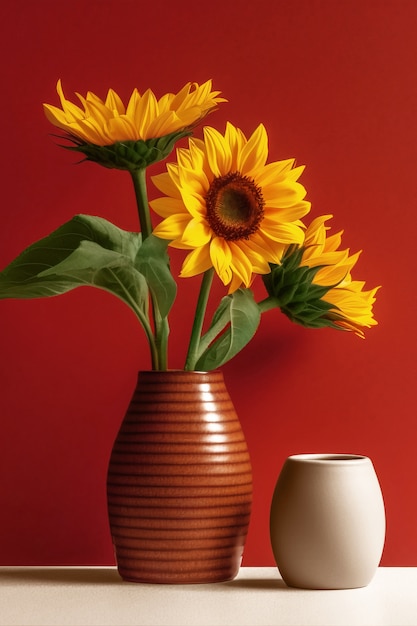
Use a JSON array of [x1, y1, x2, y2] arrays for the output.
[[287, 453, 370, 464], [137, 369, 220, 374], [135, 369, 225, 382]]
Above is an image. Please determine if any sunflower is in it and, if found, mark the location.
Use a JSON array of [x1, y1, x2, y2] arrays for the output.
[[263, 215, 379, 338], [302, 215, 379, 337], [43, 80, 226, 171], [43, 79, 225, 145], [151, 122, 311, 292]]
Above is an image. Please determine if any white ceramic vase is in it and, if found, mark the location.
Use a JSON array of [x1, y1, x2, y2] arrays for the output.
[[270, 454, 386, 589]]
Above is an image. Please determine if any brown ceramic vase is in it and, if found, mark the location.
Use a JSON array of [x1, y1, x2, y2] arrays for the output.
[[106, 370, 252, 584]]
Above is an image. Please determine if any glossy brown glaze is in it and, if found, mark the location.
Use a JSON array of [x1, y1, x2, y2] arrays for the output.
[[106, 370, 253, 583]]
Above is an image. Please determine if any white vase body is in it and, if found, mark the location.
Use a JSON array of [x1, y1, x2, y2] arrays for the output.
[[270, 454, 386, 589]]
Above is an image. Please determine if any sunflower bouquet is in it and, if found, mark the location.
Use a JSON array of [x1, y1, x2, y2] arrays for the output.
[[0, 80, 379, 371]]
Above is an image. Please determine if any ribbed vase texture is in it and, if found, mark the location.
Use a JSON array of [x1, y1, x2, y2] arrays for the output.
[[107, 370, 252, 583]]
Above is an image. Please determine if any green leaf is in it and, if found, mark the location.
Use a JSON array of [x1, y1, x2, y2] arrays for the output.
[[0, 214, 150, 322], [195, 289, 261, 371], [39, 239, 149, 314], [192, 295, 233, 359], [135, 234, 176, 319]]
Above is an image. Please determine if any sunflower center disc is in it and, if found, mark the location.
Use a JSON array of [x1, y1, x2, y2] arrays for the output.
[[206, 171, 265, 241]]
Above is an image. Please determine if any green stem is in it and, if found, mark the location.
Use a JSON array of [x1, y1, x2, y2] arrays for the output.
[[258, 296, 280, 314], [130, 168, 153, 241], [185, 268, 215, 371], [129, 299, 159, 370], [130, 168, 169, 370], [154, 307, 169, 371], [194, 311, 228, 358]]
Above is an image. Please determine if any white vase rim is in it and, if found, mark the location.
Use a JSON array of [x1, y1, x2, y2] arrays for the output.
[[287, 453, 370, 464]]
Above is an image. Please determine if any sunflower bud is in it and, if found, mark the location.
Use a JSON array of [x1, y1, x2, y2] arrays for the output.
[[262, 247, 337, 329], [66, 128, 193, 171]]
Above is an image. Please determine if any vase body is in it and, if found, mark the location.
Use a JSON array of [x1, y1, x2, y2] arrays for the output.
[[107, 370, 252, 584], [270, 454, 385, 589]]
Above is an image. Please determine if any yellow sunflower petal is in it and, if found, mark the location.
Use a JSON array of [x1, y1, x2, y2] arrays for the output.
[[250, 231, 285, 264], [260, 219, 305, 244], [255, 159, 296, 186], [145, 110, 178, 140], [152, 213, 191, 240], [323, 230, 343, 252], [304, 215, 333, 246], [263, 181, 308, 207], [56, 80, 85, 122], [188, 137, 206, 171], [224, 122, 244, 169], [203, 126, 232, 177], [264, 201, 311, 223], [81, 91, 110, 117], [180, 189, 207, 219], [173, 80, 226, 114], [151, 171, 182, 200], [165, 163, 182, 190], [324, 287, 379, 326], [44, 79, 224, 146], [313, 263, 351, 287], [285, 165, 306, 182], [303, 248, 349, 268], [177, 164, 208, 197], [236, 239, 276, 273], [209, 238, 233, 286], [84, 89, 106, 106], [75, 118, 109, 144], [105, 88, 125, 114], [180, 219, 212, 247], [157, 92, 174, 112], [135, 88, 160, 140], [107, 116, 139, 142], [43, 103, 71, 132], [238, 123, 268, 175], [229, 242, 256, 287], [180, 245, 213, 277], [227, 273, 244, 294], [228, 245, 252, 287], [149, 197, 187, 218], [187, 137, 214, 182]]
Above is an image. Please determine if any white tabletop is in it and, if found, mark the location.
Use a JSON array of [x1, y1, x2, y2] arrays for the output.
[[0, 566, 416, 626]]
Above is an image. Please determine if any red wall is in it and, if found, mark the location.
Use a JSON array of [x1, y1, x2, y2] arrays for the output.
[[0, 0, 416, 567]]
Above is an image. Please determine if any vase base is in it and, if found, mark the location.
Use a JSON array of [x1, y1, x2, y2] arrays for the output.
[[282, 576, 373, 590], [117, 565, 240, 585]]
